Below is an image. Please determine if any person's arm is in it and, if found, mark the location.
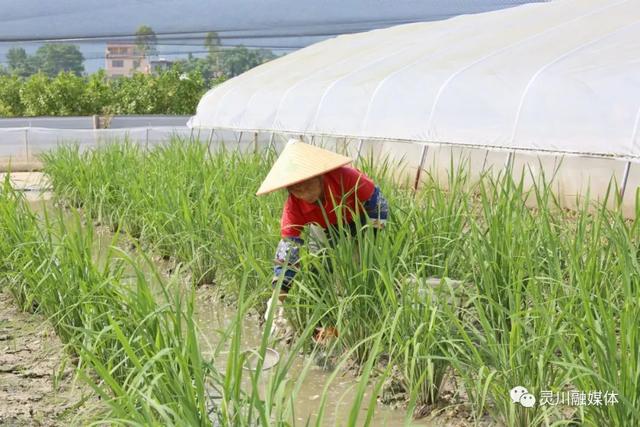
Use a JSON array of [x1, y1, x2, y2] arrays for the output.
[[340, 166, 388, 229], [362, 186, 389, 228], [273, 199, 305, 294], [268, 237, 301, 339], [272, 236, 303, 294]]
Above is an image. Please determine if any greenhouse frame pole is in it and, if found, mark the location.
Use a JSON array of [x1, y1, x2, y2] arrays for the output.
[[620, 161, 632, 199], [413, 144, 429, 193], [481, 150, 489, 173], [253, 132, 258, 153], [24, 127, 30, 162], [207, 129, 216, 157], [267, 133, 275, 152], [505, 151, 514, 169], [236, 131, 244, 151]]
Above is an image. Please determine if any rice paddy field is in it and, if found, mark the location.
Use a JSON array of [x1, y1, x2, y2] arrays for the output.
[[1, 136, 639, 426]]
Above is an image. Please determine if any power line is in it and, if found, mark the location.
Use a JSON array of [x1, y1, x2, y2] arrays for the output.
[[0, 17, 426, 44]]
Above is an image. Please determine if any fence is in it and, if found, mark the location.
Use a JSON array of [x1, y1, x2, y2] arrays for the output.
[[1, 125, 638, 218], [0, 115, 191, 129]]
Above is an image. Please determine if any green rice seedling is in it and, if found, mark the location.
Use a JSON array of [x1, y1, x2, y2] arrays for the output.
[[37, 135, 640, 426], [552, 186, 640, 426], [392, 274, 453, 413], [284, 156, 471, 407], [441, 165, 590, 426], [0, 186, 215, 425], [42, 138, 279, 290], [286, 208, 403, 366], [0, 173, 51, 308], [24, 149, 407, 425], [39, 143, 89, 209], [405, 156, 472, 279]]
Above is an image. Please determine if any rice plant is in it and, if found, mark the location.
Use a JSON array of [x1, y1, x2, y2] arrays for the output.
[[34, 136, 640, 426], [1, 178, 402, 426]]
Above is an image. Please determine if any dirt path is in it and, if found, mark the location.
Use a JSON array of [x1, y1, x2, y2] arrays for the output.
[[0, 289, 96, 426]]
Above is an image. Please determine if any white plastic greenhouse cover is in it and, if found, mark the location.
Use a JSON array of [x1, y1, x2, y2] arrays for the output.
[[188, 0, 640, 160]]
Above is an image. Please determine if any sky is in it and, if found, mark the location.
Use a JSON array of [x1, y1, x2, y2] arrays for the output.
[[0, 0, 546, 73]]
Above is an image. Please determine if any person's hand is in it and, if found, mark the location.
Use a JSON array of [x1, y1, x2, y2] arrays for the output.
[[371, 218, 386, 230], [265, 297, 293, 342]]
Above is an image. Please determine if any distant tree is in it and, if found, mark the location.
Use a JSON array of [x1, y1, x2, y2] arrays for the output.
[[135, 25, 158, 58], [109, 72, 160, 114], [32, 44, 85, 77], [82, 70, 112, 114], [204, 31, 220, 53], [0, 75, 25, 116], [1, 66, 222, 117], [219, 46, 276, 78], [175, 53, 225, 85], [20, 72, 54, 116], [6, 47, 37, 77], [155, 65, 207, 114], [47, 71, 88, 115], [257, 48, 277, 62], [204, 31, 222, 73]]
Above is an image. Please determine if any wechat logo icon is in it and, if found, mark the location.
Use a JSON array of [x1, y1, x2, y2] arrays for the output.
[[510, 386, 536, 408]]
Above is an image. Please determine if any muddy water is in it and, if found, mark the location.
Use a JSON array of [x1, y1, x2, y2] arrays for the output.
[[194, 296, 430, 427]]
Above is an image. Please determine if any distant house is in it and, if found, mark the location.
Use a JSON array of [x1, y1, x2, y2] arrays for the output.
[[150, 58, 174, 74], [105, 43, 150, 78]]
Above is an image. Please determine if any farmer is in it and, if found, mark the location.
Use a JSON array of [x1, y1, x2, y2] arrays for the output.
[[256, 139, 389, 340]]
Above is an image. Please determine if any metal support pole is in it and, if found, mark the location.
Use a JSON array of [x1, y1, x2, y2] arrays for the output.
[[207, 128, 215, 157], [504, 150, 514, 170], [481, 150, 489, 173], [236, 131, 244, 147], [620, 161, 632, 200], [253, 132, 258, 154], [413, 144, 429, 193], [356, 139, 364, 161], [93, 127, 98, 150], [267, 132, 275, 152], [24, 128, 30, 162], [145, 127, 150, 150]]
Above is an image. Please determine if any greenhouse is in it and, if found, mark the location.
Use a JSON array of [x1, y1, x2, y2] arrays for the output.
[[189, 0, 640, 215]]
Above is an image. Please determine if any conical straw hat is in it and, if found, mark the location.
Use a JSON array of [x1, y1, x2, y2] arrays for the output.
[[256, 139, 353, 196]]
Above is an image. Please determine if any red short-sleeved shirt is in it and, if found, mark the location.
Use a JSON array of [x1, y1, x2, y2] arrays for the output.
[[280, 166, 375, 238]]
